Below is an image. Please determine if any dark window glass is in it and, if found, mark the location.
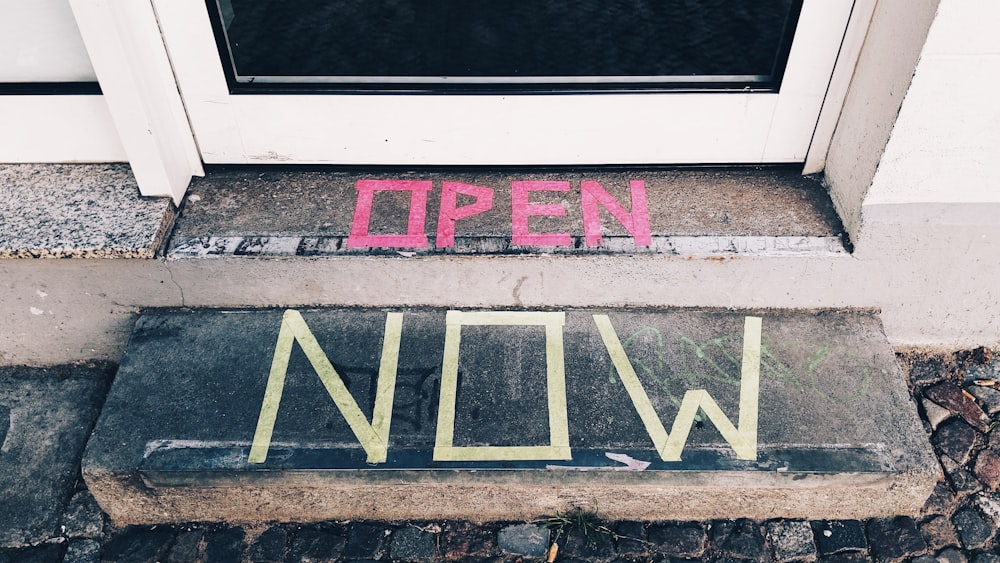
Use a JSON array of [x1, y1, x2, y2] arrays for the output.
[[212, 0, 800, 90]]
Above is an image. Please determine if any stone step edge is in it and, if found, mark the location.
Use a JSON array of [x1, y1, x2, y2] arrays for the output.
[[168, 234, 846, 258]]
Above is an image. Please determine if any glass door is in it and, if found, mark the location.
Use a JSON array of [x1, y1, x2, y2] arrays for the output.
[[214, 0, 799, 90], [152, 0, 857, 165]]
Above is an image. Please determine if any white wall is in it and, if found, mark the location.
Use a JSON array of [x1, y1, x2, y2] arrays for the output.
[[823, 0, 940, 239], [0, 2, 125, 162], [863, 0, 1000, 217], [833, 0, 1000, 346], [0, 0, 96, 82]]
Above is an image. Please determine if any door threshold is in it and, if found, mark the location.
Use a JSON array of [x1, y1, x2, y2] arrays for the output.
[[168, 165, 850, 259]]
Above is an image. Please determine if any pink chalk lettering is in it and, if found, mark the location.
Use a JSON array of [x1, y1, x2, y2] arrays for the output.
[[347, 180, 432, 248], [581, 180, 652, 247], [436, 182, 495, 248], [511, 181, 572, 246]]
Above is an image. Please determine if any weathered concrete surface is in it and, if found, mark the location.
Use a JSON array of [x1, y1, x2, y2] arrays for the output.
[[0, 259, 178, 365], [83, 307, 937, 523], [0, 364, 112, 546], [169, 166, 846, 256], [4, 219, 1000, 367]]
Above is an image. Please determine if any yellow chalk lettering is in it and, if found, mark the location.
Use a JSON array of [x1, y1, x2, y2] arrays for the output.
[[594, 315, 761, 461], [248, 310, 403, 464], [433, 310, 571, 461]]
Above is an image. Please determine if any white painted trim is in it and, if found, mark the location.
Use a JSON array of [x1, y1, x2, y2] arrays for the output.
[[204, 94, 783, 165], [802, 0, 878, 174], [0, 0, 97, 82], [156, 0, 856, 166], [760, 0, 857, 162], [822, 0, 941, 240], [69, 0, 203, 203], [0, 95, 126, 162], [863, 0, 1000, 211]]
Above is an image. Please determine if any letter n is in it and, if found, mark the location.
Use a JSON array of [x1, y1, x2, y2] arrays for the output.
[[248, 310, 403, 464], [581, 180, 652, 247], [594, 315, 761, 461]]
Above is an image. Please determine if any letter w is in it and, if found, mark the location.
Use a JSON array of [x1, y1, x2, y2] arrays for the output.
[[248, 310, 402, 464], [594, 315, 761, 461]]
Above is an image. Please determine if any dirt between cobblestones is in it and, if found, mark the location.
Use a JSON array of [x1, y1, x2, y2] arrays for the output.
[[3, 349, 1000, 563]]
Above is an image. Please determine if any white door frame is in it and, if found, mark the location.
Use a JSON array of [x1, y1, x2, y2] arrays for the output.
[[64, 0, 872, 198], [69, 0, 203, 204], [154, 0, 860, 166]]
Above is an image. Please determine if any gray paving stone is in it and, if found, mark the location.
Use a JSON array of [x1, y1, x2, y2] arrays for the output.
[[816, 553, 872, 563], [817, 557, 862, 563], [438, 521, 497, 560], [912, 556, 938, 563], [203, 527, 244, 563], [941, 457, 985, 497], [925, 383, 992, 434], [63, 539, 100, 563], [560, 528, 616, 561], [923, 399, 954, 431], [972, 552, 1000, 563], [102, 526, 175, 563], [811, 521, 868, 555], [84, 308, 937, 523], [919, 515, 959, 550], [166, 529, 203, 563], [247, 526, 286, 563], [923, 483, 961, 517], [61, 491, 106, 539], [5, 543, 65, 563], [907, 356, 952, 387], [952, 508, 994, 550], [967, 386, 1000, 416], [344, 523, 389, 559], [498, 524, 549, 557], [965, 361, 1000, 385], [974, 450, 1000, 491], [865, 517, 927, 561], [712, 520, 765, 559], [647, 522, 707, 558], [933, 419, 979, 466], [286, 527, 346, 562], [390, 527, 437, 561], [936, 547, 968, 563], [766, 520, 817, 562], [974, 494, 1000, 524], [612, 521, 647, 557], [0, 365, 111, 547]]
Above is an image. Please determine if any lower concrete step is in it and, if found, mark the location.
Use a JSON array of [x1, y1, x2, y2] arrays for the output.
[[83, 307, 937, 523]]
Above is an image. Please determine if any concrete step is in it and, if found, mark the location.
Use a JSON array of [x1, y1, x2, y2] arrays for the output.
[[83, 307, 937, 524], [2, 164, 868, 366], [0, 365, 111, 546], [169, 166, 847, 257]]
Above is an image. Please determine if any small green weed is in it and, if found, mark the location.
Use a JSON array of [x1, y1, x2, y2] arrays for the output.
[[538, 507, 614, 549]]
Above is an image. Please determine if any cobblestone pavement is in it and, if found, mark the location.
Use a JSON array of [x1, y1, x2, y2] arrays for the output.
[[3, 349, 1000, 563]]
